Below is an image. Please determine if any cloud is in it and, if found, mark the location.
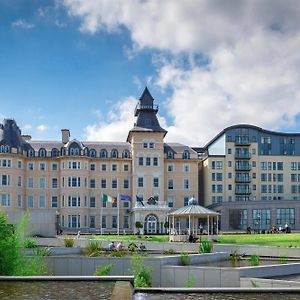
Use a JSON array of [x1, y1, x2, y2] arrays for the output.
[[37, 125, 48, 132], [64, 0, 300, 145], [84, 97, 137, 141], [12, 19, 35, 29]]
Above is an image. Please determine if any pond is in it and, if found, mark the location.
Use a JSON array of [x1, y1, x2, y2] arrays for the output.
[[134, 292, 300, 299], [0, 281, 115, 300]]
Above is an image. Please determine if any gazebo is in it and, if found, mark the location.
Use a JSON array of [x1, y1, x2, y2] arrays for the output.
[[168, 197, 220, 242]]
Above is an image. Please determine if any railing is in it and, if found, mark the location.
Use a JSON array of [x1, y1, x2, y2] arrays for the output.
[[235, 152, 251, 159], [235, 164, 251, 171]]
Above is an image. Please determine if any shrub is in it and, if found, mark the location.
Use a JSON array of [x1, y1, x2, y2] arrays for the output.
[[35, 247, 51, 257], [86, 240, 103, 257], [163, 249, 175, 255], [110, 250, 127, 257], [63, 237, 74, 248], [131, 255, 152, 288], [249, 254, 260, 266], [180, 252, 190, 266], [94, 263, 114, 276], [230, 250, 240, 266], [199, 240, 213, 253], [24, 238, 37, 249]]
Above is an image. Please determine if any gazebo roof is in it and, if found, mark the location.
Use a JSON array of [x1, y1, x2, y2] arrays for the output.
[[169, 204, 220, 218]]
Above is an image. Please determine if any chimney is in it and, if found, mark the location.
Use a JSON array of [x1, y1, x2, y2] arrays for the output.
[[22, 135, 32, 141], [61, 129, 70, 144]]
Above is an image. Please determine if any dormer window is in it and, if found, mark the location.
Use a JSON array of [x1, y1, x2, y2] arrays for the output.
[[111, 149, 118, 159], [27, 149, 35, 157], [122, 150, 130, 158], [38, 148, 46, 158], [90, 149, 96, 158], [167, 151, 174, 159], [182, 150, 190, 160], [69, 148, 80, 156], [100, 149, 108, 158], [51, 148, 59, 157]]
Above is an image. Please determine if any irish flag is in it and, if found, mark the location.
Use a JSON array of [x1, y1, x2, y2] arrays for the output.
[[102, 193, 116, 203]]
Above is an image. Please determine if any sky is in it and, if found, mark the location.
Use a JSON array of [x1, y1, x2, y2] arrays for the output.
[[1, 0, 300, 147]]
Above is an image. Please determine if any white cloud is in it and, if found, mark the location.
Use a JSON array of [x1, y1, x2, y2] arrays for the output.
[[64, 0, 300, 145], [12, 19, 34, 29], [84, 97, 137, 141], [37, 125, 48, 132]]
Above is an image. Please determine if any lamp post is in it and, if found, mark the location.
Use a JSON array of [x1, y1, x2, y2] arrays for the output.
[[55, 210, 60, 235]]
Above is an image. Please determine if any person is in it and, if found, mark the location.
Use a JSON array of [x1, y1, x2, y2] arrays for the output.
[[188, 233, 194, 243], [76, 231, 81, 239], [108, 241, 115, 251], [139, 242, 146, 252], [116, 241, 124, 251]]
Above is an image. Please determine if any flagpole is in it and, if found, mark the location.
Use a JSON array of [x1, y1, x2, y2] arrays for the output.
[[117, 193, 120, 235]]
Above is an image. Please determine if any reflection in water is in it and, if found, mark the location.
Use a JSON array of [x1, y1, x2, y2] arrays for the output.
[[134, 293, 300, 300], [0, 281, 114, 300]]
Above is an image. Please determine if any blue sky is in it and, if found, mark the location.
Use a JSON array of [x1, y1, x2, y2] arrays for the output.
[[1, 1, 300, 146]]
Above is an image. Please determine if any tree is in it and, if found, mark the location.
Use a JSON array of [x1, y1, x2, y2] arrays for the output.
[[135, 221, 143, 234]]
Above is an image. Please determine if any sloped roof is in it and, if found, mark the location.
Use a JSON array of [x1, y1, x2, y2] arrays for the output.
[[169, 204, 220, 218]]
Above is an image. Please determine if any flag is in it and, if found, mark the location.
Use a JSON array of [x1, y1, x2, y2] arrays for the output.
[[136, 195, 145, 207], [120, 194, 131, 201], [102, 193, 116, 203]]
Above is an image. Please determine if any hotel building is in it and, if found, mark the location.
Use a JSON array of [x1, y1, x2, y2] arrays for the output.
[[0, 88, 198, 236]]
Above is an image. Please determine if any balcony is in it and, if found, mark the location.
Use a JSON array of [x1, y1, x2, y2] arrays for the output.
[[235, 187, 251, 194], [134, 103, 159, 116], [235, 152, 251, 159], [235, 176, 251, 183], [235, 164, 251, 171], [235, 137, 250, 146]]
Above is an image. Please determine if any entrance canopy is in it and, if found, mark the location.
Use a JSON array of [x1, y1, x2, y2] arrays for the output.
[[168, 197, 221, 240]]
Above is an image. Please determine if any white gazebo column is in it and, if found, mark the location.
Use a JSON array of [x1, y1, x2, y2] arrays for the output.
[[172, 215, 175, 234], [216, 215, 219, 235], [207, 215, 210, 237], [188, 215, 191, 234]]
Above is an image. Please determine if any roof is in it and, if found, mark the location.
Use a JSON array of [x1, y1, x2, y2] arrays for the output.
[[169, 204, 220, 218]]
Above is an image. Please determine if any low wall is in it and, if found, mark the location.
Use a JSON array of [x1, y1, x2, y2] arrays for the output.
[[241, 277, 300, 288], [214, 244, 300, 258]]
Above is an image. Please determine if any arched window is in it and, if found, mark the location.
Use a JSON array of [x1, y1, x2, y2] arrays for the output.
[[51, 148, 59, 157], [167, 151, 174, 159], [69, 142, 81, 156], [89, 149, 96, 158], [100, 149, 108, 158], [122, 150, 130, 159], [61, 147, 66, 156], [38, 148, 47, 158], [182, 150, 190, 159], [111, 149, 118, 159], [27, 149, 35, 157], [4, 145, 10, 153], [0, 145, 5, 153]]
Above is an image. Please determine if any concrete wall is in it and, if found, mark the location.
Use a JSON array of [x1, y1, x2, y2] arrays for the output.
[[241, 277, 300, 288]]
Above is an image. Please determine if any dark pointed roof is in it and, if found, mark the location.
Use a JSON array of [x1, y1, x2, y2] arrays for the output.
[[0, 119, 30, 150], [127, 87, 167, 141]]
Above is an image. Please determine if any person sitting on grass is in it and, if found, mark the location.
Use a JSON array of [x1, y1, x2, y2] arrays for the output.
[[116, 241, 124, 251], [108, 241, 115, 251], [139, 242, 146, 252]]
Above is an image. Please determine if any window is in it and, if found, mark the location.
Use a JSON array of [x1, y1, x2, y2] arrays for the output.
[[277, 208, 295, 229], [52, 178, 58, 188], [52, 163, 58, 171], [101, 164, 107, 171], [153, 177, 159, 188], [216, 161, 223, 169], [138, 157, 143, 166], [111, 149, 118, 158], [228, 172, 232, 179], [123, 179, 129, 189], [90, 179, 96, 188], [39, 178, 46, 188], [68, 177, 81, 187], [138, 177, 144, 188], [68, 215, 80, 228], [40, 163, 46, 171], [146, 157, 151, 166], [291, 174, 297, 182], [38, 194, 45, 208], [28, 162, 34, 170], [291, 162, 297, 170], [68, 196, 81, 207], [69, 161, 81, 169], [168, 179, 174, 189], [184, 197, 189, 206], [27, 195, 34, 208], [1, 194, 10, 206], [0, 159, 11, 167], [90, 197, 96, 208], [112, 179, 117, 189], [101, 179, 107, 189], [112, 164, 117, 171], [17, 194, 22, 207], [124, 216, 129, 229], [167, 164, 173, 172], [277, 162, 283, 170], [100, 149, 108, 158], [143, 143, 148, 148], [216, 173, 223, 181], [183, 179, 189, 189], [122, 150, 130, 158], [17, 176, 22, 187], [253, 209, 271, 230], [28, 178, 34, 188], [149, 142, 154, 148], [123, 164, 129, 171], [90, 216, 96, 228], [228, 148, 232, 154], [228, 161, 232, 167], [167, 151, 174, 159], [51, 196, 58, 208], [123, 201, 129, 208], [153, 157, 158, 166], [261, 162, 267, 170], [17, 161, 22, 168], [89, 149, 97, 158], [112, 216, 118, 228], [90, 164, 96, 171], [102, 216, 107, 228], [183, 164, 190, 172], [182, 150, 190, 159]]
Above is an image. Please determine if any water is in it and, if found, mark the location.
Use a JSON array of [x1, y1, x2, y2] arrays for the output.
[[0, 281, 114, 300], [134, 293, 300, 299]]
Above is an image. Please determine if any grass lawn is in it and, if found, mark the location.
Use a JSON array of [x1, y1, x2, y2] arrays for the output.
[[217, 233, 300, 247], [92, 234, 169, 243]]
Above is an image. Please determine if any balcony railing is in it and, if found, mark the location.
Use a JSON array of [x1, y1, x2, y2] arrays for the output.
[[235, 152, 251, 159], [235, 164, 251, 171], [235, 176, 251, 183], [235, 137, 250, 146], [134, 104, 159, 116], [235, 188, 251, 194]]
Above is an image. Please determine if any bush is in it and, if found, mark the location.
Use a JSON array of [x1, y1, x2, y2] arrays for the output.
[[131, 255, 152, 288], [86, 240, 103, 257], [110, 250, 127, 257], [35, 247, 52, 257], [94, 263, 114, 276], [63, 237, 75, 248], [249, 254, 260, 266], [24, 238, 37, 249], [180, 252, 190, 266], [199, 240, 213, 253], [163, 249, 175, 255]]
